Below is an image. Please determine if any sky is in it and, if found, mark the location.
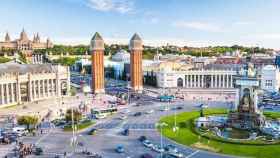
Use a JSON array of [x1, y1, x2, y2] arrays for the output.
[[0, 0, 280, 49]]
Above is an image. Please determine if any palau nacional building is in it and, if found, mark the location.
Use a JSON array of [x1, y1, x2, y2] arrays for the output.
[[0, 30, 69, 108], [0, 29, 53, 64]]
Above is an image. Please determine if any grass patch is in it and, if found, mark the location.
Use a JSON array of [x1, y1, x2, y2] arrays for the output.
[[64, 120, 94, 132], [2, 104, 18, 109], [264, 111, 280, 120], [159, 108, 280, 158]]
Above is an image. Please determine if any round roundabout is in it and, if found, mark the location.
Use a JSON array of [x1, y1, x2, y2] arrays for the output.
[[158, 108, 280, 158]]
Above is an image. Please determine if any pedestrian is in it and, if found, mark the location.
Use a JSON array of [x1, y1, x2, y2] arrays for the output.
[[41, 129, 43, 134], [64, 151, 67, 158]]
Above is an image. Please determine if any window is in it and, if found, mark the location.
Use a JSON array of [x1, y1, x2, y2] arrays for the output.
[[265, 80, 273, 87]]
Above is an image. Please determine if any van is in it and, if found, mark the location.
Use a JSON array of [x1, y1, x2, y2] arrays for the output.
[[12, 127, 27, 137]]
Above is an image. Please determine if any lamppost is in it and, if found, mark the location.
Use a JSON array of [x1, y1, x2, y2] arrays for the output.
[[126, 74, 130, 105], [156, 122, 168, 158]]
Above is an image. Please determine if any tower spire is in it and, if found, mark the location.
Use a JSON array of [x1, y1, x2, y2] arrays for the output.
[[5, 32, 10, 42], [20, 28, 28, 41]]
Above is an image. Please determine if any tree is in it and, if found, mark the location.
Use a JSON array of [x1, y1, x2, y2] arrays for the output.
[[0, 57, 11, 63], [18, 52, 27, 63], [52, 57, 79, 66], [17, 115, 39, 131], [65, 108, 82, 123]]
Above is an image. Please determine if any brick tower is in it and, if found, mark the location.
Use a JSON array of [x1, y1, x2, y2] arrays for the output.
[[129, 33, 143, 93], [90, 32, 105, 94]]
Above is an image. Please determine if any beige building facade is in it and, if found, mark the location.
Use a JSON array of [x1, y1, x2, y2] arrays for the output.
[[0, 63, 70, 108]]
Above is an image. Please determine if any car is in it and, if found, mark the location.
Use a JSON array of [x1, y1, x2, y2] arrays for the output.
[[160, 154, 177, 158], [12, 127, 27, 137], [145, 109, 155, 114], [88, 128, 98, 135], [34, 147, 43, 155], [135, 102, 142, 106], [119, 115, 127, 120], [168, 152, 184, 158], [122, 129, 129, 136], [152, 144, 165, 153], [164, 145, 178, 153], [172, 106, 183, 110], [141, 153, 154, 158], [160, 107, 170, 111], [143, 140, 153, 148], [115, 145, 125, 153], [121, 109, 130, 114], [138, 136, 147, 142], [134, 112, 142, 117]]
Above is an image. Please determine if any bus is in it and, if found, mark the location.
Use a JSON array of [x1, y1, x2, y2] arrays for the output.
[[91, 108, 118, 119], [157, 95, 175, 102]]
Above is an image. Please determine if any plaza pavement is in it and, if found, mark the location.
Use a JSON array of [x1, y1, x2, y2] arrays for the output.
[[14, 97, 236, 158]]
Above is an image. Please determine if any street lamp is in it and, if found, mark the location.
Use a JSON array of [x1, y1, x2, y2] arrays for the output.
[[126, 74, 130, 105], [156, 122, 168, 158]]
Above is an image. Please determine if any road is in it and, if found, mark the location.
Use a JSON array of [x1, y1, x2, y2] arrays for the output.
[[11, 95, 236, 158]]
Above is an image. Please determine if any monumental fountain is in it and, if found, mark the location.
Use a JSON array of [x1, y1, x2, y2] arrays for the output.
[[196, 60, 280, 141]]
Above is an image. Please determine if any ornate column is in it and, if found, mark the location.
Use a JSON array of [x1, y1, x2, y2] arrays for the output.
[[28, 74, 32, 102], [198, 75, 201, 88], [202, 75, 204, 88], [34, 81, 37, 99], [219, 75, 222, 88], [230, 75, 233, 88], [226, 74, 229, 88], [56, 74, 61, 97], [46, 79, 49, 97], [6, 84, 10, 104], [51, 79, 54, 96], [215, 75, 218, 88], [38, 80, 41, 99], [211, 75, 214, 88], [1, 84, 4, 105], [221, 75, 224, 88], [11, 83, 14, 103], [186, 75, 189, 88], [42, 79, 45, 98]]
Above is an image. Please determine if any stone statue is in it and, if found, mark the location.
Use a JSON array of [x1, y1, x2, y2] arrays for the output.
[[247, 63, 256, 77], [239, 89, 254, 112]]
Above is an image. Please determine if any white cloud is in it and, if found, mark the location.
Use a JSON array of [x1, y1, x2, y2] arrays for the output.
[[173, 21, 224, 32], [86, 0, 134, 14], [254, 33, 280, 40], [233, 21, 253, 25]]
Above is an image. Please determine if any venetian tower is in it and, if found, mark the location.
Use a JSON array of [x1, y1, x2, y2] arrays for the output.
[[90, 32, 105, 94], [129, 33, 143, 93]]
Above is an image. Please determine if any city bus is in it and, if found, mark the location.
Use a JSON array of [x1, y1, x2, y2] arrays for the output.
[[157, 95, 175, 102], [91, 108, 118, 119]]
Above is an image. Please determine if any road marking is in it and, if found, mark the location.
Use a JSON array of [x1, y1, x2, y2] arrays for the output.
[[186, 150, 199, 158], [35, 128, 54, 146]]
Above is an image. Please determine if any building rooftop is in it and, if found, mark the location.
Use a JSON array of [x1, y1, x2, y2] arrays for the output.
[[0, 63, 55, 75]]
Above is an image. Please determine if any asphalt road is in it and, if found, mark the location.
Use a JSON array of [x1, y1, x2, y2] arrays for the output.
[[7, 95, 235, 158]]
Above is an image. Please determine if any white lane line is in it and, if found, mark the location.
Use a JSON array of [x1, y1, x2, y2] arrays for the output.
[[186, 150, 199, 158], [35, 128, 54, 146]]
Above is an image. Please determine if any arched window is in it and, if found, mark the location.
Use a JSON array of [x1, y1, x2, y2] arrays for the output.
[[177, 78, 183, 87]]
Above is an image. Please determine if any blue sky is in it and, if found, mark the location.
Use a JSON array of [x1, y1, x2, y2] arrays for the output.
[[1, 0, 280, 49]]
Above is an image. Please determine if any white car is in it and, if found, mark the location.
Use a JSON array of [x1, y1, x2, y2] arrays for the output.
[[143, 140, 153, 148], [152, 144, 164, 153], [145, 109, 154, 114], [160, 107, 170, 111]]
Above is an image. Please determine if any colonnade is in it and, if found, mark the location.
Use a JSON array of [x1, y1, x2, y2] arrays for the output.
[[184, 73, 234, 88]]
